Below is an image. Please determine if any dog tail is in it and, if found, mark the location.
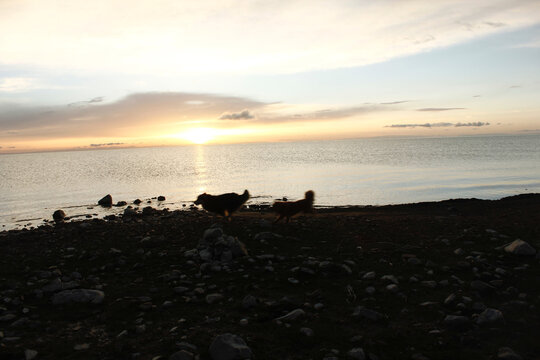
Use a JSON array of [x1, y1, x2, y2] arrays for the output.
[[242, 189, 250, 200]]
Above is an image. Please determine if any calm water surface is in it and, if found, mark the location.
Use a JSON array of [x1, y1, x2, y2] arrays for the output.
[[1, 135, 539, 229]]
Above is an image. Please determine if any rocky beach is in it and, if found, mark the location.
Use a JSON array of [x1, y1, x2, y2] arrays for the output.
[[1, 194, 539, 360]]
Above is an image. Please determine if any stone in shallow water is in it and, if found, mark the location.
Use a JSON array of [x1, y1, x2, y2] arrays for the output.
[[53, 210, 65, 223], [98, 194, 113, 207]]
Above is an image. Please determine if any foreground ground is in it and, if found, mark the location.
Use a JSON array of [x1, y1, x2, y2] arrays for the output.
[[1, 194, 539, 360]]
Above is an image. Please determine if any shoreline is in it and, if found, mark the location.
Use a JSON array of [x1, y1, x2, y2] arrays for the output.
[[3, 193, 539, 234], [1, 193, 539, 359]]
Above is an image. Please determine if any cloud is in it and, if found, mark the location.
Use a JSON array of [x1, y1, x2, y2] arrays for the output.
[[509, 85, 522, 89], [256, 105, 385, 124], [68, 97, 104, 107], [386, 122, 490, 128], [0, 91, 398, 142], [484, 21, 506, 28], [0, 77, 40, 92], [380, 101, 410, 105], [90, 142, 124, 147], [454, 122, 490, 127], [417, 108, 466, 112], [1, 1, 539, 74], [219, 109, 255, 120], [386, 123, 453, 128], [0, 92, 266, 139], [513, 39, 540, 48]]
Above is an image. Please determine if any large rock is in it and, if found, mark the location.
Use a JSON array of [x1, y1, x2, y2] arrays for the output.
[[504, 240, 536, 256], [195, 227, 248, 263], [208, 333, 252, 360], [51, 289, 105, 305], [98, 194, 113, 207]]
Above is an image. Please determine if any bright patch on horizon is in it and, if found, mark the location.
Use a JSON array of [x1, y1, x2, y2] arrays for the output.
[[180, 128, 217, 144]]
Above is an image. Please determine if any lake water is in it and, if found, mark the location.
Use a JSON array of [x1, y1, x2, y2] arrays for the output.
[[1, 134, 539, 230]]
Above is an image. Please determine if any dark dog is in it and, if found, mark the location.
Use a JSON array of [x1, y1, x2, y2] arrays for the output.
[[194, 190, 250, 219], [272, 190, 314, 223]]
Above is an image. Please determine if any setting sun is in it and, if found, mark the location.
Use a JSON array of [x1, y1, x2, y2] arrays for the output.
[[180, 128, 216, 144]]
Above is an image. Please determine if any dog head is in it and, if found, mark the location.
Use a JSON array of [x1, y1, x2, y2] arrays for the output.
[[305, 190, 315, 202], [194, 193, 208, 205]]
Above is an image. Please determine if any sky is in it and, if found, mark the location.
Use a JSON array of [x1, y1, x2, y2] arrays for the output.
[[1, 0, 540, 153]]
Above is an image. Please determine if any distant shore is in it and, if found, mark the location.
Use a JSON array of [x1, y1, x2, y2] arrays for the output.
[[1, 194, 539, 359]]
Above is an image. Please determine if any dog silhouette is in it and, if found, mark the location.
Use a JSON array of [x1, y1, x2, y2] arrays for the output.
[[272, 190, 314, 223], [194, 190, 250, 220]]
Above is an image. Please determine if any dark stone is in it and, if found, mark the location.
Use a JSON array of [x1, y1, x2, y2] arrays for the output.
[[115, 201, 127, 207], [443, 315, 470, 330], [134, 199, 142, 205], [98, 194, 113, 207], [158, 196, 166, 201], [53, 210, 66, 223], [208, 333, 252, 360]]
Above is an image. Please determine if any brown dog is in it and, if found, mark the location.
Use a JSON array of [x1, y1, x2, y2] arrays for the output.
[[194, 190, 250, 220], [272, 190, 314, 223]]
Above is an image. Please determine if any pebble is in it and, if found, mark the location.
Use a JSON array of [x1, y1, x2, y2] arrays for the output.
[[169, 350, 194, 360], [300, 327, 314, 336], [504, 240, 536, 256], [0, 314, 17, 322], [173, 286, 189, 294], [470, 280, 495, 295], [51, 289, 105, 305], [386, 284, 399, 293], [208, 333, 252, 360], [347, 347, 366, 360], [24, 349, 38, 360], [381, 275, 398, 284], [496, 347, 523, 360], [352, 306, 384, 321], [74, 343, 90, 351], [476, 308, 504, 326], [241, 295, 258, 309], [443, 315, 469, 329], [275, 308, 305, 322], [421, 281, 437, 288], [206, 293, 224, 304], [362, 271, 376, 280]]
